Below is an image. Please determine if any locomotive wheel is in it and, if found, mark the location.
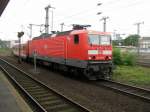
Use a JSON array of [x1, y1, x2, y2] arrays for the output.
[[83, 68, 97, 80], [98, 67, 112, 80]]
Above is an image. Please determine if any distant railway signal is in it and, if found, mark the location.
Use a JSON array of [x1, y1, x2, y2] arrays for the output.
[[17, 31, 24, 38], [17, 31, 24, 64]]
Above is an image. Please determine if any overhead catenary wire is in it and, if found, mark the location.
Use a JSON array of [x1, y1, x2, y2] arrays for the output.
[[53, 0, 147, 25], [1, 0, 149, 41]]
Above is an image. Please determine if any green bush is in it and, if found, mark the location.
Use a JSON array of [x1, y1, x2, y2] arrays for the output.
[[113, 48, 136, 66], [122, 52, 136, 66], [113, 48, 122, 65]]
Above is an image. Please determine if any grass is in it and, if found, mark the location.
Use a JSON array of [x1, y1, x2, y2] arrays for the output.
[[113, 65, 150, 87], [0, 48, 12, 56]]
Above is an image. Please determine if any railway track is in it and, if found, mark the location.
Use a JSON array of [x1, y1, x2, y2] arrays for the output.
[[137, 61, 150, 67], [0, 58, 91, 112], [137, 57, 150, 67], [93, 80, 150, 103]]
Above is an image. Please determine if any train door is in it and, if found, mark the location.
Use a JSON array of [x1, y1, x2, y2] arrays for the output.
[[67, 34, 81, 59]]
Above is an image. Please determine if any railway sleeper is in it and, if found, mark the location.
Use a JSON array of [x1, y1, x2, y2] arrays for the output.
[[23, 85, 41, 90], [27, 88, 46, 92], [29, 90, 50, 95], [37, 97, 61, 103], [45, 103, 72, 112], [40, 99, 67, 107], [14, 76, 30, 79], [36, 95, 57, 100], [18, 81, 36, 84], [34, 93, 53, 98], [20, 83, 39, 87], [58, 108, 79, 112], [20, 83, 41, 88], [38, 96, 59, 103]]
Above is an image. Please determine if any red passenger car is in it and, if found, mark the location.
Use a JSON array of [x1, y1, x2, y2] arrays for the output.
[[13, 25, 113, 80]]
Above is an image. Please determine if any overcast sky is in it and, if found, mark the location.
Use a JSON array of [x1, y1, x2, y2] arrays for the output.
[[0, 0, 150, 41]]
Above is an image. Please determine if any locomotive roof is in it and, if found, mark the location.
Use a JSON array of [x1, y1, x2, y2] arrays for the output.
[[33, 30, 72, 40], [32, 29, 111, 40]]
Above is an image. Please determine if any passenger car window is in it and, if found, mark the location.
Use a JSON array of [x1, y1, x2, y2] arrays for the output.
[[74, 35, 79, 44]]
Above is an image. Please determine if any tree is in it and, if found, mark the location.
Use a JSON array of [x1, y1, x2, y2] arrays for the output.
[[0, 39, 7, 48], [112, 40, 124, 46], [124, 34, 140, 46]]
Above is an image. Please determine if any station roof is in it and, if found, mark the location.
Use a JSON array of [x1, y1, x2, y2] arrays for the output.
[[0, 0, 9, 16]]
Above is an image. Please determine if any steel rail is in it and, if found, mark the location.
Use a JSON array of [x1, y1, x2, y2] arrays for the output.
[[136, 61, 150, 67], [0, 58, 91, 112], [93, 79, 150, 103]]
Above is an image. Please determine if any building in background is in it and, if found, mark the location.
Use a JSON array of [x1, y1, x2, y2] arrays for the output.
[[10, 40, 19, 48], [2, 40, 19, 48], [3, 40, 10, 48], [139, 37, 150, 48]]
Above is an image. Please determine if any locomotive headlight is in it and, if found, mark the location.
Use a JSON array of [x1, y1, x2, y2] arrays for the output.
[[103, 50, 112, 55], [89, 57, 92, 60], [88, 50, 98, 55]]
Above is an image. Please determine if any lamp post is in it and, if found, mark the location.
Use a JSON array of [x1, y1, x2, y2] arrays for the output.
[[97, 2, 102, 16], [97, 12, 102, 15], [60, 23, 64, 32], [97, 3, 102, 6], [17, 31, 24, 64]]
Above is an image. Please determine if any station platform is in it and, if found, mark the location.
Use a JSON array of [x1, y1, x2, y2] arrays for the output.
[[0, 71, 32, 112]]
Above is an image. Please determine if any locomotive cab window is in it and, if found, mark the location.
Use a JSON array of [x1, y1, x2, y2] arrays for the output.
[[74, 35, 79, 44], [88, 34, 111, 45]]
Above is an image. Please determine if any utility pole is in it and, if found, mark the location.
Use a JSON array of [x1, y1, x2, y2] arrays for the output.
[[100, 16, 109, 32], [134, 21, 144, 56], [45, 5, 51, 34], [113, 30, 117, 40], [134, 22, 144, 35], [29, 24, 32, 39], [45, 4, 55, 34], [60, 23, 64, 32]]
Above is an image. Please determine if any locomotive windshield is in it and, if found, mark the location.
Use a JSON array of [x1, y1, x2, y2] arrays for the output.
[[88, 34, 111, 45]]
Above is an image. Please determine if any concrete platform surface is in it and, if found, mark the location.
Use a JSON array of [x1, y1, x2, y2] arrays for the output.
[[0, 71, 32, 112]]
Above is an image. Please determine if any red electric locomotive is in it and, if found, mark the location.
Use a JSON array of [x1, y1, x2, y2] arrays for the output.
[[13, 25, 113, 80]]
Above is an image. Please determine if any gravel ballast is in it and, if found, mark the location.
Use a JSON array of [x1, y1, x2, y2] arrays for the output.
[[2, 56, 150, 112]]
